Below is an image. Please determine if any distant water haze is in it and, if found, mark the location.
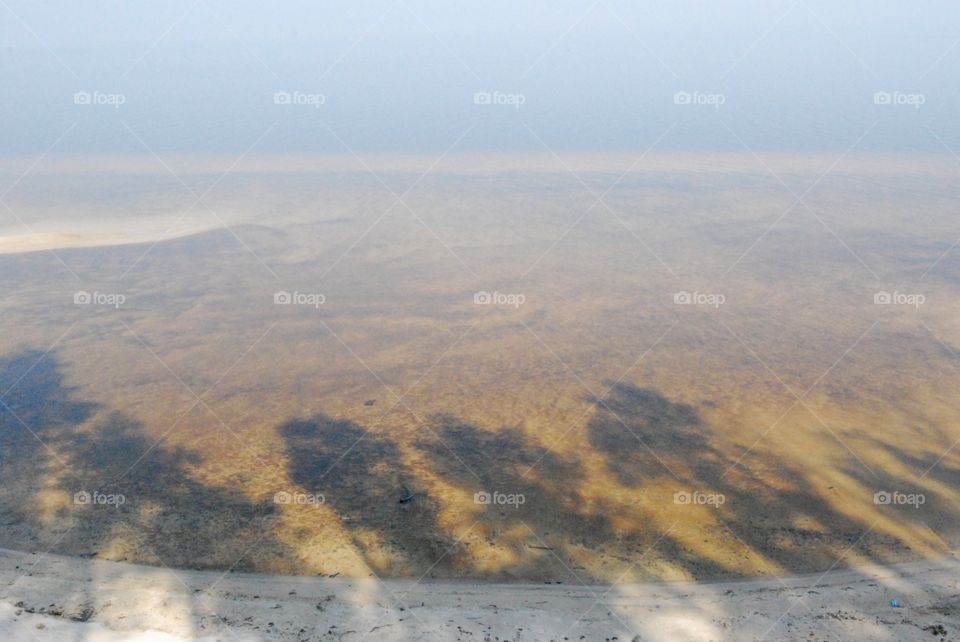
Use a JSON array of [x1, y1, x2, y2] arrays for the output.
[[1, 0, 958, 154]]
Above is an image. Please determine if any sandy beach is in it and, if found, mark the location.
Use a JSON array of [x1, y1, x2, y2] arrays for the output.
[[1, 547, 958, 641]]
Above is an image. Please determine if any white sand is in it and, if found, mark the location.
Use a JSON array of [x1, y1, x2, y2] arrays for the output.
[[0, 223, 220, 254], [1, 548, 958, 641]]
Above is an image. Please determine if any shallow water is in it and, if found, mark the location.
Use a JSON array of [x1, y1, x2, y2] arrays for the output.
[[1, 154, 958, 581]]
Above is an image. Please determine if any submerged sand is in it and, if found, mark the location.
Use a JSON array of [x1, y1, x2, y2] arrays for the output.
[[1, 153, 959, 585]]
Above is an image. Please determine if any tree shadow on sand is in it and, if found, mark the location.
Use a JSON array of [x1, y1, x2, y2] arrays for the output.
[[587, 383, 707, 486], [0, 349, 97, 486], [412, 414, 616, 581], [4, 346, 955, 584], [0, 346, 435, 640], [586, 382, 950, 577], [274, 384, 959, 582], [846, 437, 960, 549], [277, 412, 621, 581], [279, 414, 460, 575], [0, 347, 292, 572]]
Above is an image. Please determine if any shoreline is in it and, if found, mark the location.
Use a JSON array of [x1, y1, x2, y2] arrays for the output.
[[2, 547, 958, 641]]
